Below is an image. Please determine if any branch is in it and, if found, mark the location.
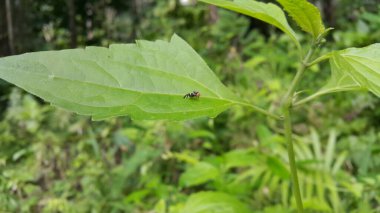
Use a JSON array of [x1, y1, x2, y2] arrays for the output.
[[5, 0, 15, 54]]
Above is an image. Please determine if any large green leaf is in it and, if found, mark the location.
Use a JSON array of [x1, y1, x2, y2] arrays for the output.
[[326, 56, 360, 94], [199, 0, 300, 49], [0, 34, 249, 121], [277, 0, 325, 38], [333, 43, 380, 97], [181, 191, 250, 213], [297, 44, 380, 105], [300, 56, 362, 103]]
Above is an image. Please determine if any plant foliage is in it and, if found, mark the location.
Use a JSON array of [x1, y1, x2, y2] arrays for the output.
[[332, 43, 380, 97], [277, 0, 325, 38], [198, 0, 300, 48], [181, 191, 250, 213], [0, 34, 246, 121]]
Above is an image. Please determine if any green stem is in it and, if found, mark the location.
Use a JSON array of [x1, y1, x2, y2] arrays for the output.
[[307, 52, 333, 67], [282, 47, 315, 105], [235, 101, 282, 120], [282, 42, 318, 213], [293, 92, 324, 107], [294, 86, 364, 107], [283, 106, 303, 213]]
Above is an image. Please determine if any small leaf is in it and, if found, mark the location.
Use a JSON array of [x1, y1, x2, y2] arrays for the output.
[[199, 0, 300, 49], [181, 191, 250, 213], [0, 34, 246, 121], [224, 149, 257, 169], [277, 0, 325, 38], [302, 198, 332, 212], [180, 162, 219, 187], [324, 129, 337, 170], [266, 156, 290, 179]]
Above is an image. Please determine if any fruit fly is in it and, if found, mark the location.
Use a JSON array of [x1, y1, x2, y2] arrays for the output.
[[183, 91, 200, 99]]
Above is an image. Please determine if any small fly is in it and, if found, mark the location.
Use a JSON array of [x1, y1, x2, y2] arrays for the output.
[[183, 91, 200, 99]]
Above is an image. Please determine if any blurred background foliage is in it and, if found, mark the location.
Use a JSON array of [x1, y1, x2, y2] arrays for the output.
[[0, 0, 380, 212]]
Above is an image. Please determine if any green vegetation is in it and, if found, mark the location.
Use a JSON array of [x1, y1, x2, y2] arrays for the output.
[[0, 0, 380, 212]]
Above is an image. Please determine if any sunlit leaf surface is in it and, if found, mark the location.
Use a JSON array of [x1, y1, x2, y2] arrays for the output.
[[300, 44, 380, 104], [277, 0, 325, 38], [0, 34, 245, 120], [333, 43, 380, 97]]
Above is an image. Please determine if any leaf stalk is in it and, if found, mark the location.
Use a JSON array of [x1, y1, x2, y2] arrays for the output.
[[306, 52, 333, 67], [236, 101, 282, 120]]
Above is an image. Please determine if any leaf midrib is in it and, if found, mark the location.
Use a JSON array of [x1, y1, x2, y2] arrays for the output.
[[336, 56, 379, 93], [342, 56, 380, 84], [0, 66, 236, 108], [51, 92, 233, 114]]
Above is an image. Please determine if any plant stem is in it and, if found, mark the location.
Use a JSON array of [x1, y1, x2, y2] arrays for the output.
[[282, 42, 317, 213], [282, 47, 315, 105], [5, 0, 15, 54], [307, 52, 333, 67], [293, 86, 363, 107], [283, 106, 303, 212], [236, 101, 282, 120]]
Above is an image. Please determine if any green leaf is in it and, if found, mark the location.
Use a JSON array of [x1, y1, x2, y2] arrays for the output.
[[322, 56, 361, 94], [266, 156, 290, 179], [302, 198, 332, 212], [154, 199, 167, 213], [295, 51, 364, 105], [224, 149, 257, 169], [0, 34, 245, 121], [333, 43, 380, 97], [324, 129, 337, 170], [180, 162, 219, 187], [199, 0, 300, 49], [277, 0, 325, 38], [181, 191, 250, 213]]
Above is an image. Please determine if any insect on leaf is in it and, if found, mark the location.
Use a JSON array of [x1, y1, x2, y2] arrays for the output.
[[0, 34, 247, 121]]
